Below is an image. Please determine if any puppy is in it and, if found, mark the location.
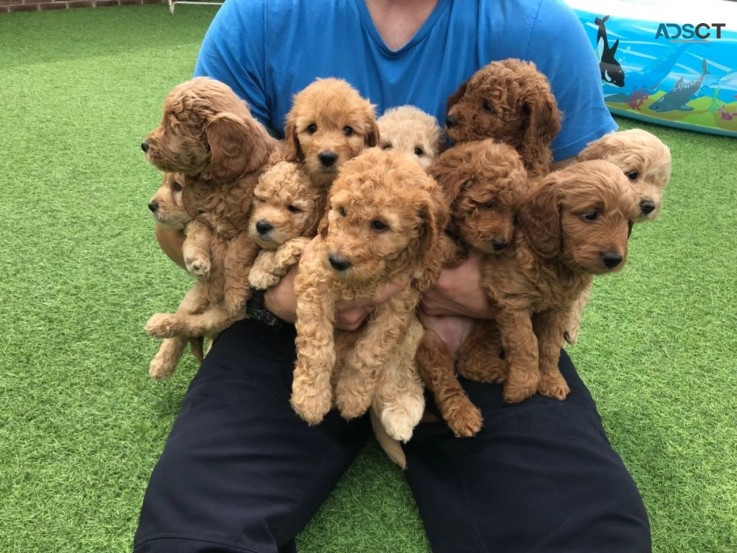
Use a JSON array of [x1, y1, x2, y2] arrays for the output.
[[577, 128, 672, 222], [247, 161, 328, 290], [563, 129, 672, 345], [143, 78, 280, 373], [417, 139, 530, 437], [444, 59, 561, 178], [291, 149, 449, 445], [146, 172, 211, 377], [459, 160, 640, 403], [284, 77, 379, 187], [377, 105, 444, 170]]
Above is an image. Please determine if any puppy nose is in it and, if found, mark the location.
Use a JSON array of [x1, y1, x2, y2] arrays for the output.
[[148, 200, 159, 213], [640, 199, 656, 215], [445, 115, 457, 128], [492, 239, 508, 251], [328, 253, 352, 272], [141, 141, 150, 153], [319, 152, 338, 167], [255, 220, 273, 235], [601, 252, 623, 268]]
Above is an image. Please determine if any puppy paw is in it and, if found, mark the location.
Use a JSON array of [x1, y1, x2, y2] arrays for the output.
[[184, 254, 211, 280], [502, 372, 539, 404], [335, 394, 372, 420], [446, 404, 484, 438], [248, 268, 280, 290], [290, 391, 332, 426], [148, 356, 175, 379], [145, 314, 179, 338], [538, 372, 570, 400]]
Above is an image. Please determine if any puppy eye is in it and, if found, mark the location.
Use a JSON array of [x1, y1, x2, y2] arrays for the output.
[[307, 123, 318, 134], [287, 204, 301, 213], [480, 201, 494, 209], [482, 101, 494, 113], [414, 147, 424, 156], [626, 171, 639, 181], [172, 181, 183, 192], [343, 126, 354, 136], [581, 212, 599, 222], [382, 142, 392, 150], [338, 206, 347, 217], [370, 219, 388, 232]]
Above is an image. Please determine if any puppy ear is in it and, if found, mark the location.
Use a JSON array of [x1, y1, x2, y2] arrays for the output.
[[412, 186, 451, 291], [516, 178, 561, 258], [445, 79, 469, 113], [428, 152, 469, 205], [520, 93, 561, 166], [204, 113, 254, 182], [283, 117, 304, 162], [364, 120, 380, 148]]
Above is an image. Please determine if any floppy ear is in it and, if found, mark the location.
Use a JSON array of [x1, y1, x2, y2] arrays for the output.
[[283, 117, 304, 162], [516, 178, 562, 259], [520, 92, 561, 164], [364, 119, 380, 148], [412, 185, 451, 291], [445, 78, 469, 113], [204, 113, 253, 182], [427, 151, 469, 205]]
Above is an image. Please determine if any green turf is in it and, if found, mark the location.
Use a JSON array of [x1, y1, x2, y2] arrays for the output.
[[0, 5, 735, 552]]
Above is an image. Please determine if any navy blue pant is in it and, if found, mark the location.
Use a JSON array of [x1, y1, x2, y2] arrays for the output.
[[133, 319, 650, 553]]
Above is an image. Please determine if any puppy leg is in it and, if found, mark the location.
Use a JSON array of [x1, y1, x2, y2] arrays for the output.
[[456, 320, 507, 384], [291, 264, 337, 425], [416, 330, 483, 437], [496, 308, 540, 403], [533, 310, 570, 400], [337, 292, 415, 419], [371, 318, 425, 442], [563, 282, 592, 346], [182, 220, 212, 280], [149, 336, 187, 379], [223, 234, 260, 315], [150, 305, 245, 338], [145, 282, 210, 338]]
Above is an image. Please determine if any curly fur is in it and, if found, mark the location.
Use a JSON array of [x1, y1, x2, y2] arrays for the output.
[[416, 139, 530, 437], [459, 160, 640, 403], [445, 59, 561, 178], [291, 149, 449, 445], [377, 105, 444, 170], [284, 78, 379, 187], [142, 78, 281, 378], [247, 161, 329, 289]]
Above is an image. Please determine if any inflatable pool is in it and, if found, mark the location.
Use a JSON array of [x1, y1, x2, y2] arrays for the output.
[[565, 0, 737, 137]]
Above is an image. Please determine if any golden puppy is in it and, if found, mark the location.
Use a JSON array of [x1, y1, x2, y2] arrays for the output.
[[142, 76, 281, 315], [284, 77, 379, 186], [460, 160, 640, 403], [291, 149, 449, 444], [377, 105, 444, 170], [444, 59, 561, 178], [247, 161, 328, 290], [577, 128, 672, 222], [417, 139, 530, 437]]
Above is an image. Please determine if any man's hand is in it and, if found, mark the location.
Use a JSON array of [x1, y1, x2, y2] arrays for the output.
[[420, 251, 492, 319]]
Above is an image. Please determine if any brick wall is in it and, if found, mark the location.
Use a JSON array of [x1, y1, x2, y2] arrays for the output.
[[0, 0, 164, 14]]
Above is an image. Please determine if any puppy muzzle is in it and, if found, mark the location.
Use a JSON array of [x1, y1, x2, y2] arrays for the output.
[[328, 253, 352, 272]]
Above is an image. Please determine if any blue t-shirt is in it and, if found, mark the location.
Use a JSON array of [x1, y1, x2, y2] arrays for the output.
[[194, 0, 616, 161]]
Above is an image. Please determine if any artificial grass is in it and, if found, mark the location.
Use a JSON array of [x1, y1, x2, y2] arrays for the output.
[[0, 5, 735, 552]]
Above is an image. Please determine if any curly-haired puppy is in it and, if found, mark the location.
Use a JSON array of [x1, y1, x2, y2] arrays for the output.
[[143, 78, 281, 374], [247, 161, 328, 290], [416, 139, 530, 437], [459, 160, 640, 403], [444, 59, 561, 178], [577, 128, 672, 222], [291, 149, 449, 443], [562, 129, 672, 345], [145, 172, 212, 377], [377, 105, 444, 170], [284, 78, 379, 187]]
